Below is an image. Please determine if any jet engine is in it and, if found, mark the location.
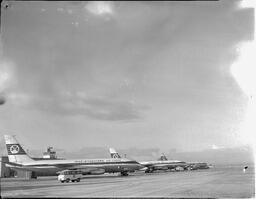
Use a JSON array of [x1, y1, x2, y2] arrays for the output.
[[89, 168, 105, 175], [81, 168, 105, 175], [155, 166, 169, 170]]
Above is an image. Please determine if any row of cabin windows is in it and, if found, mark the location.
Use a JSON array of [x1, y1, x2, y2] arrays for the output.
[[75, 159, 117, 163]]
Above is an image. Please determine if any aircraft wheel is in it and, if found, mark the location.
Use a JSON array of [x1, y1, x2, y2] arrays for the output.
[[121, 172, 128, 176]]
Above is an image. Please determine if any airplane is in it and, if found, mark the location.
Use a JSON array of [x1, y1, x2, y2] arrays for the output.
[[109, 148, 188, 173], [155, 153, 210, 170], [185, 162, 210, 170], [3, 135, 143, 178]]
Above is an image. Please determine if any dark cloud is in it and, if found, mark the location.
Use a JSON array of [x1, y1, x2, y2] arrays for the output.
[[17, 92, 146, 121], [66, 96, 143, 121], [78, 98, 141, 121], [0, 95, 6, 105], [0, 1, 254, 151]]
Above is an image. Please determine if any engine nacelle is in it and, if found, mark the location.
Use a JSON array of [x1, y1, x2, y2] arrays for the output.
[[90, 169, 105, 175], [155, 166, 169, 170], [175, 166, 184, 171]]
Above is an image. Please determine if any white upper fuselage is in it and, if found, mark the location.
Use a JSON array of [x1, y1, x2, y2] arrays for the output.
[[22, 158, 134, 166], [140, 160, 184, 166], [8, 157, 142, 176]]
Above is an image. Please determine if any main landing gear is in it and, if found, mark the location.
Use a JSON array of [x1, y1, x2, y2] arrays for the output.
[[120, 171, 129, 176], [145, 168, 154, 173]]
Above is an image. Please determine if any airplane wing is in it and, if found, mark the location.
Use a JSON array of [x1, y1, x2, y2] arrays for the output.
[[24, 162, 107, 175], [3, 161, 23, 167], [54, 164, 106, 175], [154, 164, 171, 167], [150, 163, 186, 170]]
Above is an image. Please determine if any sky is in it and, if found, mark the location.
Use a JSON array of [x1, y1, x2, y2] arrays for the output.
[[0, 1, 255, 153]]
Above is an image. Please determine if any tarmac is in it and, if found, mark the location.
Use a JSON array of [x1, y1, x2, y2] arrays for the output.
[[1, 164, 255, 198]]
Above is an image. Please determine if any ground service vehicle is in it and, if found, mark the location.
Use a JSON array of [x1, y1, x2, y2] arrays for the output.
[[58, 170, 83, 183]]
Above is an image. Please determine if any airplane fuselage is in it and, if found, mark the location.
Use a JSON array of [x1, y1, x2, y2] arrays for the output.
[[186, 162, 209, 170], [7, 158, 142, 176], [140, 160, 187, 172]]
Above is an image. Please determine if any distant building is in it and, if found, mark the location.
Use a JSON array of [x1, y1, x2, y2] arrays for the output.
[[43, 147, 57, 159], [32, 146, 61, 160]]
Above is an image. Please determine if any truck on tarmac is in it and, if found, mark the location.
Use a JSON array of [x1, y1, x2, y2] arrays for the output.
[[57, 170, 83, 183]]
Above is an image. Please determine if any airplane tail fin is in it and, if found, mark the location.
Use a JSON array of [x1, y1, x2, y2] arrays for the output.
[[158, 153, 168, 161], [4, 135, 34, 164], [109, 148, 121, 158]]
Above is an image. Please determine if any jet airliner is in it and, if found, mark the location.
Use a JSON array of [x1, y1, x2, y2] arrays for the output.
[[109, 148, 188, 173], [4, 135, 143, 178]]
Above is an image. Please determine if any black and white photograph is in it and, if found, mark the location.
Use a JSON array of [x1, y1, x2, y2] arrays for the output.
[[0, 0, 255, 198]]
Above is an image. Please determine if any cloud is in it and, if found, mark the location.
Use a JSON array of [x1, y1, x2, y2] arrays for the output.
[[0, 94, 6, 105], [60, 93, 147, 121], [10, 91, 146, 121], [57, 8, 64, 12], [0, 61, 14, 92], [211, 144, 221, 150], [67, 8, 73, 15], [231, 41, 256, 149], [0, 60, 16, 105], [170, 146, 254, 164], [71, 21, 79, 27], [7, 92, 32, 106], [1, 1, 253, 151], [57, 94, 142, 121], [77, 96, 142, 121], [85, 1, 114, 16]]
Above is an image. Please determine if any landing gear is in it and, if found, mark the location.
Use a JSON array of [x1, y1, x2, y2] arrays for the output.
[[31, 172, 37, 179], [145, 168, 154, 173], [120, 171, 129, 176]]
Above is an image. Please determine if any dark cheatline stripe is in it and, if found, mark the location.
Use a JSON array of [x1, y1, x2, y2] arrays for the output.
[[6, 144, 26, 155], [29, 160, 139, 167]]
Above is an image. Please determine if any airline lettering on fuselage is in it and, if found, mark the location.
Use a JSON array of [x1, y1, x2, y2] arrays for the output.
[[74, 159, 121, 164]]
